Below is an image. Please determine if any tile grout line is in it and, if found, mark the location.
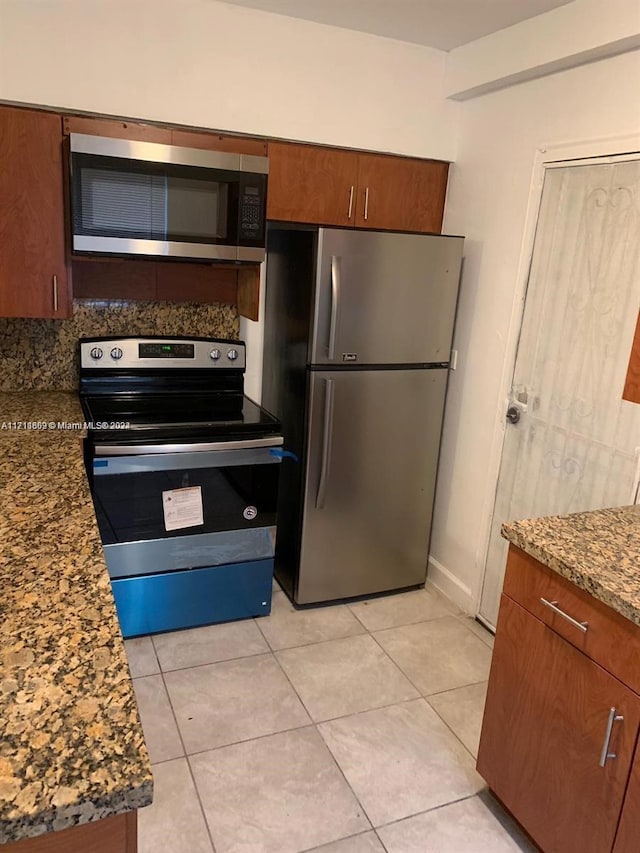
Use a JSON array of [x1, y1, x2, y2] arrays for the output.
[[424, 677, 489, 698], [423, 697, 483, 765], [264, 638, 377, 836], [454, 613, 496, 648], [132, 586, 489, 851], [171, 695, 427, 762], [421, 679, 489, 761], [375, 790, 488, 832], [152, 637, 219, 853], [138, 645, 271, 677], [299, 828, 390, 853], [374, 828, 391, 852], [367, 615, 492, 702], [363, 618, 489, 773], [350, 607, 461, 634]]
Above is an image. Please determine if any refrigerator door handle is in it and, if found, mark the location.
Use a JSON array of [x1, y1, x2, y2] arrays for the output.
[[316, 378, 335, 509], [328, 256, 341, 361]]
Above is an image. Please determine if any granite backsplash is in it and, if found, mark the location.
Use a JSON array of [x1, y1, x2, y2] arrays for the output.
[[0, 299, 238, 391]]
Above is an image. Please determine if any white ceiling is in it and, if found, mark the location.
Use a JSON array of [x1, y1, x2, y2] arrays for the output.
[[218, 0, 576, 51]]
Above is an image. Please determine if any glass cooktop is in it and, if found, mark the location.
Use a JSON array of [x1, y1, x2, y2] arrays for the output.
[[81, 393, 281, 443]]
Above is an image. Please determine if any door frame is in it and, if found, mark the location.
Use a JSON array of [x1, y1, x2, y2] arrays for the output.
[[475, 132, 640, 623]]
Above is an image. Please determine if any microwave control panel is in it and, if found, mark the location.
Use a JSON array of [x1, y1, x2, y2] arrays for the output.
[[239, 176, 266, 243]]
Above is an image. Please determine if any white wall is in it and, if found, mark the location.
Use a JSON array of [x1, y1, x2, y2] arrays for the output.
[[0, 0, 457, 160], [429, 48, 640, 611], [445, 0, 640, 99]]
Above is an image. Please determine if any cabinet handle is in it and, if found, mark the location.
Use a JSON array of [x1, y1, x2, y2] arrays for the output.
[[347, 185, 354, 220], [599, 707, 624, 767], [539, 598, 589, 633], [52, 275, 58, 312], [363, 187, 369, 221]]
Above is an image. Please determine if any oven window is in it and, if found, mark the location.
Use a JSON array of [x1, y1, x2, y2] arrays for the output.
[[92, 463, 279, 545]]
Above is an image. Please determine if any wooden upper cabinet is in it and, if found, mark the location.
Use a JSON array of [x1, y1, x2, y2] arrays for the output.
[[267, 142, 359, 226], [266, 141, 449, 233], [0, 106, 70, 318], [354, 153, 448, 233], [622, 311, 640, 403]]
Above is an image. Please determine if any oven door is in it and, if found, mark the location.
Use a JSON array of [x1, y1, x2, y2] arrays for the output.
[[89, 438, 282, 637], [91, 441, 281, 578]]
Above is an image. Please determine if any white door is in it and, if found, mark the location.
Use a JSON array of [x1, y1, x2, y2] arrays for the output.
[[479, 157, 640, 628]]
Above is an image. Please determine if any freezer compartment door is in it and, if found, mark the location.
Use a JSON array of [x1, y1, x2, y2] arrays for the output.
[[310, 229, 463, 366], [297, 368, 448, 603]]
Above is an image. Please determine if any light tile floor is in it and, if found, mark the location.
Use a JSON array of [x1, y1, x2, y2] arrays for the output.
[[128, 582, 535, 853]]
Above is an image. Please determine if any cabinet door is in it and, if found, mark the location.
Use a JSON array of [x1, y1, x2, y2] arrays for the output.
[[614, 745, 640, 852], [477, 594, 640, 853], [2, 810, 137, 852], [0, 106, 70, 318], [266, 142, 358, 226], [354, 153, 448, 233]]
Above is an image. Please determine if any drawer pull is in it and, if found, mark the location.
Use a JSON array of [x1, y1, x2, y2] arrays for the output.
[[540, 598, 589, 633], [599, 707, 624, 767]]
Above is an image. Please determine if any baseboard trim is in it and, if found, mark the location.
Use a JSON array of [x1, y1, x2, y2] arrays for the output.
[[426, 555, 475, 615]]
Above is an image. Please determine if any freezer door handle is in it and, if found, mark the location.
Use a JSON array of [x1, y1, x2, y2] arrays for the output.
[[316, 379, 335, 509], [328, 256, 341, 361]]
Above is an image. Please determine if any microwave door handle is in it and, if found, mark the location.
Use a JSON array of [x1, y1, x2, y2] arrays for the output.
[[328, 256, 341, 361], [316, 379, 335, 509]]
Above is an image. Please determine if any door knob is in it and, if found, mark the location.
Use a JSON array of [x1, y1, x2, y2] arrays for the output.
[[506, 406, 521, 424]]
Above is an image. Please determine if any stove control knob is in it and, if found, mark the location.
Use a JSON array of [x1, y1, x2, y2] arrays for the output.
[[227, 349, 238, 361], [209, 348, 221, 361], [110, 347, 124, 360], [89, 347, 103, 360]]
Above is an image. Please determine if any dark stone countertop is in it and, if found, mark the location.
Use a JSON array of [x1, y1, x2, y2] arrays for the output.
[[502, 504, 640, 626], [0, 392, 152, 844]]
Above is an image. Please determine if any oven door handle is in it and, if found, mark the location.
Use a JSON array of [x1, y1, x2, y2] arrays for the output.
[[94, 436, 284, 455]]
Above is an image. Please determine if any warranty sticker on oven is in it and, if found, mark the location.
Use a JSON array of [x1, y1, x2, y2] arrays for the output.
[[162, 486, 204, 531]]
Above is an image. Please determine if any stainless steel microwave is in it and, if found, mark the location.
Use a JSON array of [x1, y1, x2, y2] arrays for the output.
[[69, 134, 268, 263]]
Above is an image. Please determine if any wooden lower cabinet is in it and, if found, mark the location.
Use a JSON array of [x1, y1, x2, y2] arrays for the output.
[[477, 592, 640, 853], [614, 747, 640, 852], [3, 811, 137, 853]]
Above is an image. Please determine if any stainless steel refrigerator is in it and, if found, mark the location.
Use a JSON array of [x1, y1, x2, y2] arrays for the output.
[[262, 225, 463, 604]]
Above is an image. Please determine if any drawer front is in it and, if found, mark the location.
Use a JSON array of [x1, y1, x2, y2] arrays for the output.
[[503, 545, 640, 693]]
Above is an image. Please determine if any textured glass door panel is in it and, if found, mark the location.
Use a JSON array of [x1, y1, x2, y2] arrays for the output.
[[480, 159, 640, 628]]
